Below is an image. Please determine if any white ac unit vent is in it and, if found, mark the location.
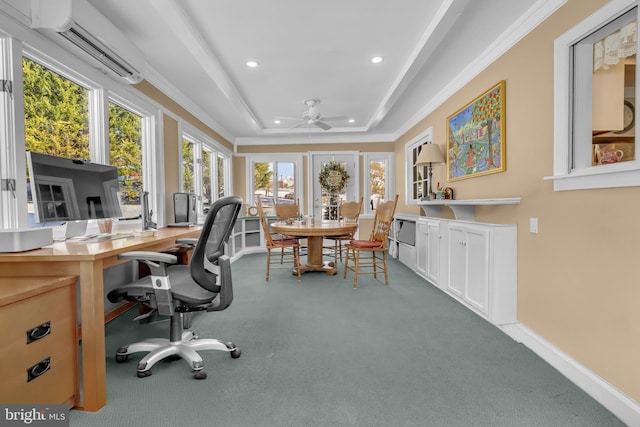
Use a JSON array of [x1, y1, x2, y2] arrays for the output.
[[31, 0, 144, 84]]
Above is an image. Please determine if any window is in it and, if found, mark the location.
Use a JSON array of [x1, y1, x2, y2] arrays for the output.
[[23, 57, 90, 225], [180, 126, 231, 219], [248, 155, 302, 216], [109, 101, 143, 218], [363, 153, 394, 216], [405, 127, 433, 203], [551, 0, 640, 191]]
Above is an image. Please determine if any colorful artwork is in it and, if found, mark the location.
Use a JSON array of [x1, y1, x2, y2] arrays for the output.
[[446, 81, 506, 181]]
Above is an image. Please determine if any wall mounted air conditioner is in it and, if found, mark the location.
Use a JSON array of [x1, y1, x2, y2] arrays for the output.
[[31, 0, 144, 84]]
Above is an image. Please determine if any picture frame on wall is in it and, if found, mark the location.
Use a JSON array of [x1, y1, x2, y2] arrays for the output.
[[446, 80, 506, 181]]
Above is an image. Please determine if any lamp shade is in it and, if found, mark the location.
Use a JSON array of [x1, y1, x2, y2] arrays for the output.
[[415, 144, 445, 166]]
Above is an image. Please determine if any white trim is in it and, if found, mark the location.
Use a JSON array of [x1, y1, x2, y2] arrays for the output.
[[549, 0, 640, 191], [502, 323, 640, 426], [405, 127, 433, 205]]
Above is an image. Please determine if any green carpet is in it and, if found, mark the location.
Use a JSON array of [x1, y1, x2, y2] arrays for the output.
[[70, 253, 624, 426]]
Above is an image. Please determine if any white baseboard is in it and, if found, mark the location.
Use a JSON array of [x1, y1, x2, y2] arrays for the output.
[[501, 323, 640, 426]]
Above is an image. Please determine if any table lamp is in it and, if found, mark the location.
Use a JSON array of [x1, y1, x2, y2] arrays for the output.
[[415, 144, 445, 200]]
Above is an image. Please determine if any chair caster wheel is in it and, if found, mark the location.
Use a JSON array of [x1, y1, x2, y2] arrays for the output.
[[230, 348, 241, 359], [137, 370, 152, 378], [193, 370, 207, 379], [115, 354, 128, 363]]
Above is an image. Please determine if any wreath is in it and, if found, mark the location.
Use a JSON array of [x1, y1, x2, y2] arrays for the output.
[[319, 161, 350, 194]]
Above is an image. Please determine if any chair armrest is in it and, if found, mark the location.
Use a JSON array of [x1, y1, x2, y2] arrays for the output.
[[118, 251, 178, 264], [118, 251, 177, 277], [176, 238, 198, 247]]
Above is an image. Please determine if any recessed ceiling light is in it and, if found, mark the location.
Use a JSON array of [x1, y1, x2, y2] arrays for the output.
[[348, 119, 355, 123], [274, 120, 281, 124], [371, 56, 384, 64], [246, 60, 259, 68]]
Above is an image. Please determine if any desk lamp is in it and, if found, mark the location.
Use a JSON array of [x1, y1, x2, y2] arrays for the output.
[[415, 144, 445, 200]]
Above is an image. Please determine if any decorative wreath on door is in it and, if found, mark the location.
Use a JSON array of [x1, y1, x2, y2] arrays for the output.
[[319, 160, 350, 194]]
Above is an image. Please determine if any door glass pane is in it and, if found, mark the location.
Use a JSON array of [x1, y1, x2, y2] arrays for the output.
[[369, 160, 385, 210]]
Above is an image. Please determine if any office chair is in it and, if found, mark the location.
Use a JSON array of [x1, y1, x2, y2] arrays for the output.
[[107, 196, 242, 379], [343, 195, 398, 288], [324, 197, 363, 264]]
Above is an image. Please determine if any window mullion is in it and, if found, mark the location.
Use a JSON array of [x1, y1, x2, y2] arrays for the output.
[[90, 88, 109, 164]]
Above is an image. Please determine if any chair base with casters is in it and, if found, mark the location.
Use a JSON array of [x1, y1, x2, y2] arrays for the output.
[[115, 309, 240, 379], [108, 196, 243, 379]]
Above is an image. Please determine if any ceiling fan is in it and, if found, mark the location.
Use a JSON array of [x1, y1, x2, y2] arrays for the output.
[[277, 99, 347, 131]]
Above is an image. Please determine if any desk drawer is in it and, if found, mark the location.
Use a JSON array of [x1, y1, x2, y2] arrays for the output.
[[0, 282, 76, 404]]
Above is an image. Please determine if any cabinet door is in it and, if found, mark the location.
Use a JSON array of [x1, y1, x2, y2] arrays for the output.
[[465, 227, 489, 315], [425, 220, 441, 284], [415, 220, 428, 276], [447, 226, 467, 298]]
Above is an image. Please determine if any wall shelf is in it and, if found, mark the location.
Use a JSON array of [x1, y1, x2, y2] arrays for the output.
[[418, 198, 521, 221]]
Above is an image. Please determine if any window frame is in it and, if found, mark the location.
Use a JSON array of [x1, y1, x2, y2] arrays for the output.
[[362, 152, 394, 217], [246, 153, 303, 211], [549, 0, 640, 191], [179, 123, 232, 221], [405, 126, 433, 204]]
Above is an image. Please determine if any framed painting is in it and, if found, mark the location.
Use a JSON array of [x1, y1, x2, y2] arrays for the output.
[[446, 80, 506, 181]]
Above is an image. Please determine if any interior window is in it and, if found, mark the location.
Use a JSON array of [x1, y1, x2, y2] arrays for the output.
[[551, 2, 640, 191]]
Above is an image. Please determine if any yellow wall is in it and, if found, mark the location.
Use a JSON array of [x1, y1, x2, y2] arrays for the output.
[[135, 0, 639, 403], [396, 0, 640, 402]]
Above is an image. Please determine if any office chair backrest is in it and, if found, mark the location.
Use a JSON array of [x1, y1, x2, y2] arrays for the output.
[[190, 196, 242, 296]]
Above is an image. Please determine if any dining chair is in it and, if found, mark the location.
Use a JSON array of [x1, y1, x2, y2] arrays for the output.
[[343, 195, 398, 288], [274, 198, 300, 222], [324, 197, 363, 265], [256, 198, 301, 281]]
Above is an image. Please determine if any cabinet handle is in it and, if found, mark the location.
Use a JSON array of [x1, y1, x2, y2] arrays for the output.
[[27, 356, 51, 382], [26, 321, 51, 344]]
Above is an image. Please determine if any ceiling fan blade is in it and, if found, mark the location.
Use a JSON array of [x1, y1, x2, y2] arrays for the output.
[[293, 122, 310, 128], [276, 116, 303, 121], [320, 115, 348, 122], [314, 121, 332, 130]]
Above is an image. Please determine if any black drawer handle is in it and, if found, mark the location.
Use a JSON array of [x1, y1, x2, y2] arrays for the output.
[[27, 357, 51, 382], [26, 321, 51, 344]]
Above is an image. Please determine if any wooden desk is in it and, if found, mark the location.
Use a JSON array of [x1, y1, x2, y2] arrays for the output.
[[0, 227, 200, 412], [271, 220, 358, 275]]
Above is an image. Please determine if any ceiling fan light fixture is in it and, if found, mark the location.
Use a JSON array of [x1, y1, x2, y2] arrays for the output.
[[371, 56, 384, 64]]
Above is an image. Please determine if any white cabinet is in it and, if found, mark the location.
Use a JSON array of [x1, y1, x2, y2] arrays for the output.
[[416, 218, 444, 286], [445, 221, 516, 325], [228, 216, 268, 258], [389, 215, 418, 270]]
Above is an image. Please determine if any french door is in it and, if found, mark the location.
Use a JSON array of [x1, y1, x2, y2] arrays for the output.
[[310, 152, 358, 219]]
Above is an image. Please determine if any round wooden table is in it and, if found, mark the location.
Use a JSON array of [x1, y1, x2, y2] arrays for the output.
[[270, 220, 358, 275]]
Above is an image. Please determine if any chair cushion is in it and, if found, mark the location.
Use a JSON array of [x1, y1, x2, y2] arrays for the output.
[[349, 239, 383, 248]]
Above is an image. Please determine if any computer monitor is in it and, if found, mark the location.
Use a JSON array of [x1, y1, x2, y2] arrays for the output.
[[27, 151, 123, 223]]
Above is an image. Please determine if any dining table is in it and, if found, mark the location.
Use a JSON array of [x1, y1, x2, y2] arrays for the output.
[[270, 220, 359, 276]]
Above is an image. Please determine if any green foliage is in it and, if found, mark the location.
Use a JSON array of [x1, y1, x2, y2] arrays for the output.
[[23, 58, 90, 159], [254, 162, 272, 195]]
